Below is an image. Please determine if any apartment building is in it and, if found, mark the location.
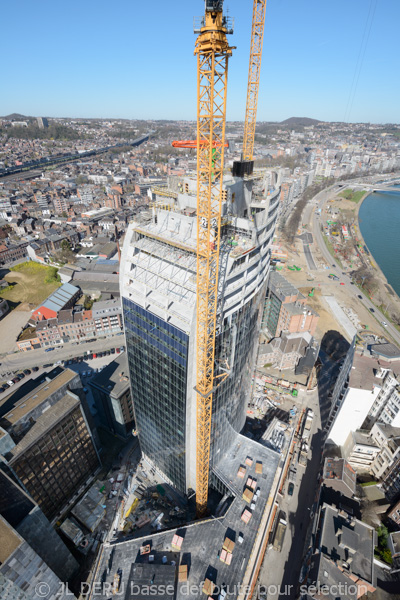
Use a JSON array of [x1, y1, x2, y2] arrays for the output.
[[370, 423, 400, 481], [342, 430, 380, 473], [307, 504, 376, 600]]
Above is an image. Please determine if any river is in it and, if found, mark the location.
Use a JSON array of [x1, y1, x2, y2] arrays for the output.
[[358, 186, 400, 298]]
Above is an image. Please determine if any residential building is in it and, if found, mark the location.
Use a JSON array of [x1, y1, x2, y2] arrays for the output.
[[0, 241, 28, 265], [326, 343, 382, 447], [307, 503, 376, 600], [388, 498, 400, 528], [381, 454, 400, 502], [92, 299, 123, 336], [363, 362, 400, 429], [89, 353, 134, 438], [342, 430, 380, 473], [322, 457, 357, 498], [0, 369, 100, 520], [370, 423, 400, 481], [120, 171, 280, 494]]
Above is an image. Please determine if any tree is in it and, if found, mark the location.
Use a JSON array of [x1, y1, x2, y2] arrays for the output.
[[61, 239, 72, 252], [83, 295, 94, 310]]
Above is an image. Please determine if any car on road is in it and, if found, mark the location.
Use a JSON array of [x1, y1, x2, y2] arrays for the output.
[[381, 321, 388, 327], [340, 282, 345, 285], [357, 295, 363, 299], [44, 348, 54, 352], [369, 308, 375, 313], [288, 482, 294, 496], [332, 264, 336, 267]]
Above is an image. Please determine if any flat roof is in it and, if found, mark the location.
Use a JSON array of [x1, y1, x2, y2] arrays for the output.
[[1, 369, 77, 425], [0, 517, 21, 564], [89, 353, 129, 398], [90, 435, 280, 600], [349, 353, 383, 391]]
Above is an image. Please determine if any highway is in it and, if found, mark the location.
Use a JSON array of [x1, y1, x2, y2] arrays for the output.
[[303, 187, 400, 347]]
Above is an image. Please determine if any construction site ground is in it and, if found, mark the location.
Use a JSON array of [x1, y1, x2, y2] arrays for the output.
[[280, 237, 389, 341]]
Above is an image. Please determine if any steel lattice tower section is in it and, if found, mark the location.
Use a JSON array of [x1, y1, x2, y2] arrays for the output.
[[243, 0, 267, 162], [194, 0, 234, 516]]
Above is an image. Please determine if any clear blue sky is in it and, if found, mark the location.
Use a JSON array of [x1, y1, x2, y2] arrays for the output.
[[1, 0, 398, 124]]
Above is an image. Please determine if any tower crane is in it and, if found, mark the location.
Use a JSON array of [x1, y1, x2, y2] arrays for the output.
[[194, 0, 234, 516], [242, 0, 267, 164]]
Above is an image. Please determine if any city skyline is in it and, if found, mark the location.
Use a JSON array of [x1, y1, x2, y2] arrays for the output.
[[1, 0, 399, 124]]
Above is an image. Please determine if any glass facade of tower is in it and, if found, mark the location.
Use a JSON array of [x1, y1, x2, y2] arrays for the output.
[[211, 288, 265, 469], [122, 297, 188, 491]]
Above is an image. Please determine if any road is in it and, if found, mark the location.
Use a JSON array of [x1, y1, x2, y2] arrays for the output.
[[303, 188, 400, 347], [0, 333, 126, 378]]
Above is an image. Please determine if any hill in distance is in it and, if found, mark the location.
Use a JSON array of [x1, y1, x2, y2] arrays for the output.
[[1, 113, 30, 120], [281, 117, 322, 126]]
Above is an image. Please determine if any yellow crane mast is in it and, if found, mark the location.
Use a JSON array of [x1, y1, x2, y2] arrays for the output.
[[242, 0, 267, 162], [194, 0, 234, 516]]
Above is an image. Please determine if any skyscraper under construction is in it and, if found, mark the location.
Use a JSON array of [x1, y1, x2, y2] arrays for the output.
[[120, 172, 280, 496]]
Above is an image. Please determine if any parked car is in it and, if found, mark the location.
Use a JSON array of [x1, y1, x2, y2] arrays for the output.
[[23, 369, 31, 375], [44, 348, 54, 352], [7, 380, 14, 387], [16, 373, 25, 380], [3, 383, 10, 390], [12, 377, 19, 384], [340, 282, 345, 285], [32, 366, 39, 372], [357, 295, 363, 299], [92, 353, 97, 359], [111, 348, 116, 354], [288, 482, 294, 496]]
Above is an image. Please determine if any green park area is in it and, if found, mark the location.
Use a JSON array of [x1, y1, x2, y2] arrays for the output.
[[0, 261, 61, 307], [338, 189, 366, 203]]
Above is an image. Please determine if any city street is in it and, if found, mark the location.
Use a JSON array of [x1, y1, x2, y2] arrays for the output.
[[0, 333, 126, 377], [258, 357, 336, 599]]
